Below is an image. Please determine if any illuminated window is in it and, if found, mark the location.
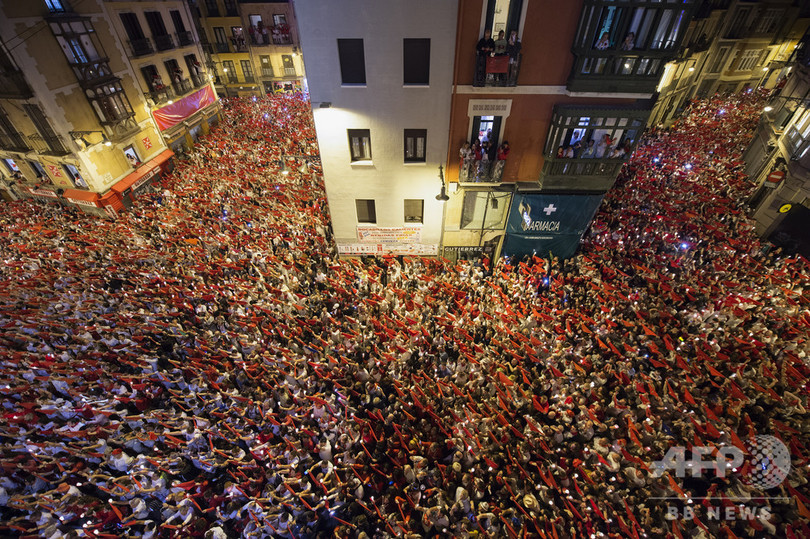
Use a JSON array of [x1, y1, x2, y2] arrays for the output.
[[348, 129, 371, 161]]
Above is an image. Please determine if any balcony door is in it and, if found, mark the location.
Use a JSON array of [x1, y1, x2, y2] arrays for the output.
[[485, 0, 523, 37], [471, 115, 502, 146]]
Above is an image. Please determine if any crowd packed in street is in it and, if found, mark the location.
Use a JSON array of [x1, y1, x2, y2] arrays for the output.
[[0, 90, 808, 539]]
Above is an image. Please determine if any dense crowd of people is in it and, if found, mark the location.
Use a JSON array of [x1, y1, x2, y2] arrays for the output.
[[0, 90, 808, 538]]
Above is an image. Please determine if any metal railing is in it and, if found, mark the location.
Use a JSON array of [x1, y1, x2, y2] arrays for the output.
[[154, 34, 175, 51], [540, 156, 626, 178], [28, 133, 69, 156], [176, 31, 193, 47], [473, 53, 521, 87], [215, 42, 230, 53], [226, 73, 239, 84], [190, 73, 206, 88], [243, 74, 255, 83], [70, 59, 114, 87], [172, 78, 192, 95], [283, 67, 296, 77], [459, 159, 506, 183], [261, 67, 274, 77], [148, 87, 173, 105], [128, 38, 154, 57], [0, 133, 30, 152]]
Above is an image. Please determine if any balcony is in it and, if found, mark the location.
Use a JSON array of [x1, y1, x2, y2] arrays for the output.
[[539, 156, 627, 191], [70, 59, 116, 88], [129, 38, 154, 57], [261, 67, 274, 78], [214, 42, 230, 54], [283, 67, 296, 77], [176, 31, 194, 47], [459, 159, 506, 183], [27, 134, 69, 156], [172, 78, 193, 95], [154, 34, 175, 51], [148, 87, 173, 105], [272, 28, 293, 45], [0, 133, 30, 153], [567, 52, 668, 94], [473, 53, 521, 87], [190, 73, 207, 88], [226, 73, 239, 84], [0, 71, 33, 99], [243, 74, 255, 83]]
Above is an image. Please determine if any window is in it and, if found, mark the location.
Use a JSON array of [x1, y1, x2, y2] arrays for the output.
[[709, 47, 729, 73], [337, 39, 366, 85], [348, 129, 371, 161], [404, 199, 424, 223], [29, 161, 47, 179], [403, 38, 430, 85], [223, 60, 237, 83], [3, 158, 19, 173], [144, 12, 168, 36], [282, 54, 295, 76], [45, 0, 67, 13], [86, 82, 134, 125], [24, 104, 67, 154], [576, 2, 688, 52], [224, 0, 237, 16], [356, 199, 376, 223], [273, 14, 287, 26], [120, 12, 145, 40], [64, 164, 87, 189], [260, 55, 273, 77], [0, 108, 28, 152], [404, 129, 426, 162], [460, 191, 510, 230], [544, 105, 649, 160], [726, 7, 750, 39], [170, 10, 186, 32], [737, 49, 761, 72], [241, 60, 254, 81], [204, 0, 219, 17], [756, 9, 783, 34]]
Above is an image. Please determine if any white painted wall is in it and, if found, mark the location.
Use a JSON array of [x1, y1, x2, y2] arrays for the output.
[[294, 0, 458, 248]]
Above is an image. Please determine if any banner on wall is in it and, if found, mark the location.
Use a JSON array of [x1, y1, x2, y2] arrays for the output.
[[152, 85, 216, 131], [502, 193, 603, 259], [339, 243, 438, 256], [357, 226, 422, 243]]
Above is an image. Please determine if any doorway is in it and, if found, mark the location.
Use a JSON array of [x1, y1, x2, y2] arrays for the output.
[[471, 115, 502, 145]]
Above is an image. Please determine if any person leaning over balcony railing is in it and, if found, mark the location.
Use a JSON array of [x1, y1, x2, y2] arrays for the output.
[[506, 31, 521, 82]]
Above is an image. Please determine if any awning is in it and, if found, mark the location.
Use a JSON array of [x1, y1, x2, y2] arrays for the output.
[[111, 149, 174, 195], [63, 188, 100, 208], [28, 187, 59, 199]]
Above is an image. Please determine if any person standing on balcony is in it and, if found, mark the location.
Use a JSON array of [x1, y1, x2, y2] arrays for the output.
[[620, 32, 635, 51], [580, 139, 597, 159], [493, 30, 507, 55], [475, 30, 495, 86], [506, 31, 521, 84], [595, 31, 611, 50]]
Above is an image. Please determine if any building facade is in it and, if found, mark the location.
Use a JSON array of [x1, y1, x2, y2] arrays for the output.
[[651, 0, 810, 127], [0, 0, 220, 216], [743, 28, 810, 256], [442, 0, 698, 261], [104, 0, 220, 155], [294, 0, 458, 257], [198, 0, 304, 97]]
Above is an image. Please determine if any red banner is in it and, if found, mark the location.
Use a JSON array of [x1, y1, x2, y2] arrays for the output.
[[152, 85, 216, 131]]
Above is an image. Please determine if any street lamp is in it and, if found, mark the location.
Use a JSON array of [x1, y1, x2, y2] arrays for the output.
[[70, 130, 112, 147], [435, 164, 449, 202]]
